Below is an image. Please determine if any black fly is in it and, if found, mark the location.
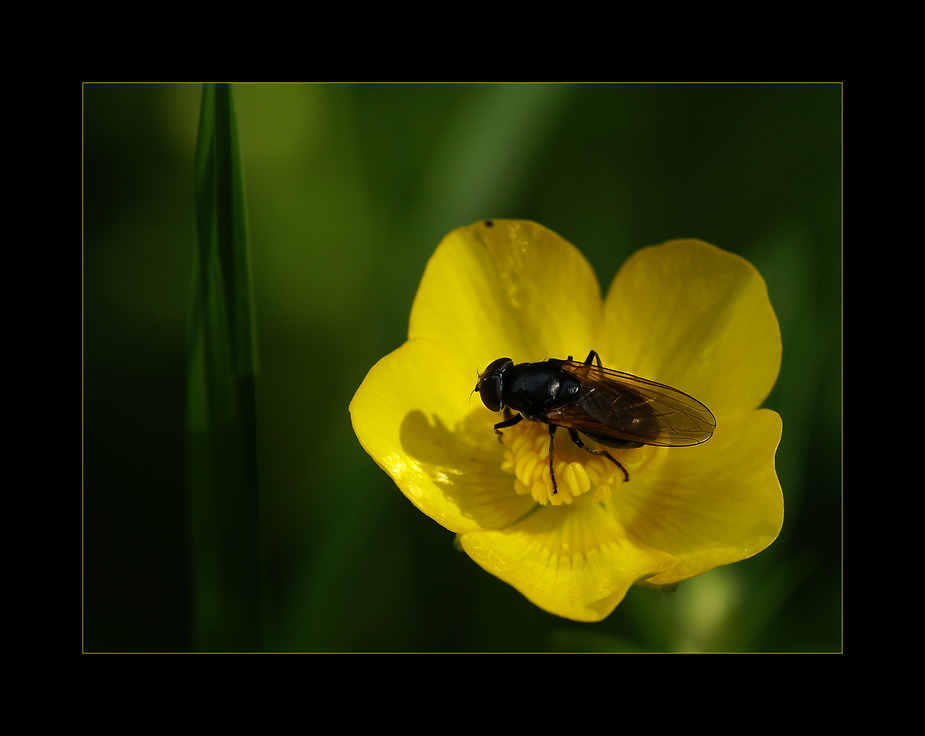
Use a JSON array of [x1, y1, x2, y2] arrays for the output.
[[475, 350, 715, 494]]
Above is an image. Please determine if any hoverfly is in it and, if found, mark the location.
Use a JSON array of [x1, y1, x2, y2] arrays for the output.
[[475, 350, 715, 494]]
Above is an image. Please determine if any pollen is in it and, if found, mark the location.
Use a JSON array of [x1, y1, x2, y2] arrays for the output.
[[496, 419, 628, 506]]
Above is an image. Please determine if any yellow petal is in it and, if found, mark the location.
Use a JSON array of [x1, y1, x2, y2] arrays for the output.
[[459, 500, 675, 622], [600, 239, 781, 422], [409, 220, 603, 370], [350, 338, 535, 533], [619, 408, 783, 587]]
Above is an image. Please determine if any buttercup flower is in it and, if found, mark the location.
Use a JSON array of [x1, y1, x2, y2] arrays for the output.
[[350, 220, 782, 622]]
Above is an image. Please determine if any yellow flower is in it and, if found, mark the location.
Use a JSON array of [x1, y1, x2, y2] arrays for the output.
[[350, 220, 783, 622]]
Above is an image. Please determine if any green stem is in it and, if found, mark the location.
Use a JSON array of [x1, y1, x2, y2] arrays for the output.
[[188, 83, 263, 651]]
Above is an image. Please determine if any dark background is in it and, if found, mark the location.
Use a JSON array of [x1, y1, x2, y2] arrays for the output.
[[84, 83, 841, 652]]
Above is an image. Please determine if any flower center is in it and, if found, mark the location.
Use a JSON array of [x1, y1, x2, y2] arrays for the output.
[[497, 418, 644, 507]]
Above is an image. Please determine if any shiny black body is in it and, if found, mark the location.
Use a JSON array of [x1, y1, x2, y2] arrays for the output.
[[475, 350, 715, 494]]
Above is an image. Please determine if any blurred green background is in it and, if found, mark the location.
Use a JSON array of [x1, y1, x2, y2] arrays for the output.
[[84, 83, 841, 652]]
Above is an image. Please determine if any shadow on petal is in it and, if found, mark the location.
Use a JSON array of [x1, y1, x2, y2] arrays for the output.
[[399, 408, 536, 531]]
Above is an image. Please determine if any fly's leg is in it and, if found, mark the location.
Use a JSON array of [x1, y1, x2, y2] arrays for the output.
[[569, 351, 603, 368], [495, 415, 562, 496], [493, 410, 522, 444], [568, 429, 630, 482], [548, 424, 559, 495], [583, 350, 603, 368]]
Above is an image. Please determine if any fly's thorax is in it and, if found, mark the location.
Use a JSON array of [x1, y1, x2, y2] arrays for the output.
[[506, 361, 580, 415]]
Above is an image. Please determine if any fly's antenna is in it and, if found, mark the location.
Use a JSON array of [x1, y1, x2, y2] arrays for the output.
[[469, 367, 482, 407]]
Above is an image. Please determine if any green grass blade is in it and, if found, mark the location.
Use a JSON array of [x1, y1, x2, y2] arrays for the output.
[[188, 84, 262, 651]]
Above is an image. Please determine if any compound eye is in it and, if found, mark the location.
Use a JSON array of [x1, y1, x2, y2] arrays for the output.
[[478, 375, 502, 412], [477, 358, 512, 412]]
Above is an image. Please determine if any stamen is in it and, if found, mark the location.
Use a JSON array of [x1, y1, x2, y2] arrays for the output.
[[495, 419, 629, 506], [515, 451, 539, 487], [565, 462, 591, 496]]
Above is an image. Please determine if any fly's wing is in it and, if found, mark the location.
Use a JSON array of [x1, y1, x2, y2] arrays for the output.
[[547, 360, 716, 446]]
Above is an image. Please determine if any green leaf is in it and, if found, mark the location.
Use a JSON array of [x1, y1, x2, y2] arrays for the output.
[[188, 84, 263, 651]]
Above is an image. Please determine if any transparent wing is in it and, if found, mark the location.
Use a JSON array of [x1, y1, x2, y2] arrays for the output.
[[546, 360, 716, 446]]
